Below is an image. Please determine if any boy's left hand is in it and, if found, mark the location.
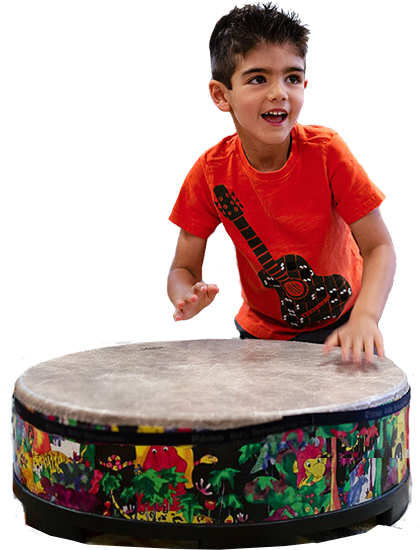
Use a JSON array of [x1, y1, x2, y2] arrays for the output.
[[323, 313, 385, 364]]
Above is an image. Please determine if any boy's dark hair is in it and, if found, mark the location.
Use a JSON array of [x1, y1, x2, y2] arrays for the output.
[[210, 2, 309, 89]]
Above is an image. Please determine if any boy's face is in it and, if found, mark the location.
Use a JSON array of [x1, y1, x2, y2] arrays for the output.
[[211, 42, 307, 158]]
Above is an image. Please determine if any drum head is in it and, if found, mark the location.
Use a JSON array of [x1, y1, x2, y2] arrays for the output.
[[13, 339, 408, 430]]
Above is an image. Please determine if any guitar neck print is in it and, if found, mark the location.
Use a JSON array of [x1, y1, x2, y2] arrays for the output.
[[213, 185, 352, 328], [214, 185, 307, 300]]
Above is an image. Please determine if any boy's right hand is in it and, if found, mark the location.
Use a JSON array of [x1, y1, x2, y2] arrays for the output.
[[173, 283, 219, 321]]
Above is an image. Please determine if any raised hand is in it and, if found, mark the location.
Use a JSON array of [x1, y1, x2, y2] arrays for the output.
[[173, 282, 219, 321]]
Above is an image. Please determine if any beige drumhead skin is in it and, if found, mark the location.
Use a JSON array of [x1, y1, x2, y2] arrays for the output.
[[14, 339, 409, 431]]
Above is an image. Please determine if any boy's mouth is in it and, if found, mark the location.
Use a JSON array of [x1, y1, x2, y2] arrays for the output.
[[261, 110, 288, 124]]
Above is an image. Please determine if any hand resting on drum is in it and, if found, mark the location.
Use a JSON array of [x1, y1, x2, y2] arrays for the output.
[[323, 209, 395, 364], [323, 313, 385, 365], [168, 229, 219, 321]]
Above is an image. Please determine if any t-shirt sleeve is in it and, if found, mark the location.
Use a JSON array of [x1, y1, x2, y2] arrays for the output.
[[169, 155, 221, 239], [327, 133, 385, 225]]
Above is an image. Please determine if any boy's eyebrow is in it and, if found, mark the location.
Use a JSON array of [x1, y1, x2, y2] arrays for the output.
[[285, 66, 305, 74], [241, 66, 305, 77]]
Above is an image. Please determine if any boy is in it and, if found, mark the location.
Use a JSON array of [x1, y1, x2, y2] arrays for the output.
[[167, 3, 396, 365]]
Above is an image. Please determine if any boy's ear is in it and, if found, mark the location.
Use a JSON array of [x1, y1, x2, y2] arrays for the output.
[[209, 80, 231, 113]]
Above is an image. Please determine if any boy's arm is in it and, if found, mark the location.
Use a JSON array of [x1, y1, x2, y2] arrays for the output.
[[324, 208, 396, 364], [168, 229, 219, 321]]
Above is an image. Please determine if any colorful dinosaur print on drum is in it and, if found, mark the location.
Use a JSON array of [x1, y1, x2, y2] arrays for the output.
[[213, 185, 352, 328], [13, 398, 409, 526]]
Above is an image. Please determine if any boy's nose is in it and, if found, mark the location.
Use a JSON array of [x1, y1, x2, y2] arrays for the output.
[[267, 80, 287, 101]]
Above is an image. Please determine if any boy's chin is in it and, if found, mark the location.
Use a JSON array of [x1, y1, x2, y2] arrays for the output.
[[258, 133, 293, 148], [234, 119, 296, 151]]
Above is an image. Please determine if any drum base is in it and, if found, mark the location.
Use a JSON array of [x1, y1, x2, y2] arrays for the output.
[[13, 473, 410, 549]]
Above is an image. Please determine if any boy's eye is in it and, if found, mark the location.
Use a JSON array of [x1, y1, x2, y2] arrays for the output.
[[249, 75, 266, 85], [287, 74, 302, 84]]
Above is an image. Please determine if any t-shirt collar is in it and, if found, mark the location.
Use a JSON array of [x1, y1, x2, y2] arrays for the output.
[[235, 124, 299, 182]]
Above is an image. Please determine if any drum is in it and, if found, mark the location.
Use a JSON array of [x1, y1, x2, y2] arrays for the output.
[[12, 339, 410, 548]]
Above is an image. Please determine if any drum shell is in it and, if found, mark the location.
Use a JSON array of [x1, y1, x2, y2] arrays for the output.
[[12, 391, 410, 525]]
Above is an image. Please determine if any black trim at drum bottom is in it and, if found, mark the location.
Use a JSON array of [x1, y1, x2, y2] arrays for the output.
[[12, 389, 411, 446], [13, 473, 410, 549]]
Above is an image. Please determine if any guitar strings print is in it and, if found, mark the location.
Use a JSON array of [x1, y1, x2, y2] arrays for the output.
[[213, 185, 352, 328]]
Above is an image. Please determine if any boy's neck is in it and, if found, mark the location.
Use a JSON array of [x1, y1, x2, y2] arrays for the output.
[[240, 134, 292, 173]]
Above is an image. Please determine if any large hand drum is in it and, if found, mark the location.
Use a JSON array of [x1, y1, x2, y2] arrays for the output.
[[12, 340, 410, 548]]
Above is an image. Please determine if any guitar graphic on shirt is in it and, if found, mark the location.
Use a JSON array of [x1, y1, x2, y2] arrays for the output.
[[213, 185, 352, 328]]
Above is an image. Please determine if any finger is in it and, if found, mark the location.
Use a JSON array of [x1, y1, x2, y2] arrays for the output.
[[192, 282, 207, 294], [323, 331, 339, 354], [185, 284, 205, 303], [173, 309, 183, 322], [375, 333, 385, 358], [340, 339, 352, 363], [364, 340, 375, 364], [174, 298, 186, 321], [207, 284, 220, 295], [351, 340, 363, 365], [206, 285, 219, 304], [182, 286, 202, 305]]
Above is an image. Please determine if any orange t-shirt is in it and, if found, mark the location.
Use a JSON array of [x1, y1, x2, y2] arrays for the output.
[[169, 124, 385, 339]]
